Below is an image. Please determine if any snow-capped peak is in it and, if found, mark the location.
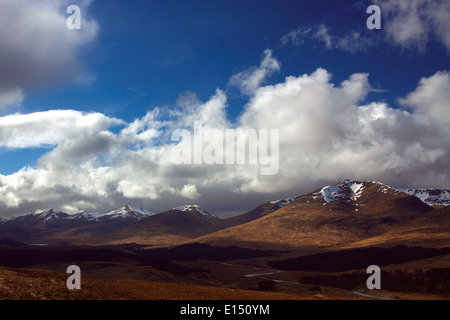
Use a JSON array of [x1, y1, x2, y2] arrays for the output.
[[319, 180, 365, 204], [69, 205, 155, 222], [33, 208, 64, 216], [33, 209, 69, 222], [172, 205, 218, 218], [102, 205, 155, 217], [399, 188, 450, 207]]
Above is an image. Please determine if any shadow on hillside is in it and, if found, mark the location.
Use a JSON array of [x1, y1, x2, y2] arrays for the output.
[[267, 245, 450, 272], [0, 240, 283, 276]]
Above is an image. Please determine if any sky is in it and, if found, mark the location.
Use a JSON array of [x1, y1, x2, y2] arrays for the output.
[[0, 0, 449, 217]]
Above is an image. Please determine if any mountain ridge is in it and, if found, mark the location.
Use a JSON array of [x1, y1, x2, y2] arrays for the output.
[[0, 179, 448, 248], [192, 180, 440, 250], [2, 180, 448, 225], [399, 188, 450, 207]]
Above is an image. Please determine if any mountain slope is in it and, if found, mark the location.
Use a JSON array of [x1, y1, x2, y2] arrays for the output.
[[104, 207, 225, 246], [223, 197, 296, 227], [193, 180, 438, 251], [95, 200, 299, 246], [1, 180, 448, 249], [338, 205, 450, 250], [1, 209, 70, 229], [399, 188, 450, 207]]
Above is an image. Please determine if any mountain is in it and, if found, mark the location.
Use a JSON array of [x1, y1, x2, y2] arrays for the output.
[[0, 206, 155, 245], [92, 199, 304, 246], [69, 205, 155, 223], [1, 205, 154, 228], [0, 204, 223, 246], [78, 201, 302, 246], [1, 180, 448, 249], [105, 206, 224, 246], [171, 205, 218, 219], [194, 180, 438, 250], [0, 209, 70, 229], [398, 188, 450, 207]]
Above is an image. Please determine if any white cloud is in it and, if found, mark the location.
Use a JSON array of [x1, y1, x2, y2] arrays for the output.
[[283, 0, 450, 54], [375, 0, 450, 53], [179, 184, 200, 200], [0, 52, 449, 217], [281, 24, 376, 53], [398, 71, 450, 123], [229, 49, 281, 95], [0, 110, 119, 149]]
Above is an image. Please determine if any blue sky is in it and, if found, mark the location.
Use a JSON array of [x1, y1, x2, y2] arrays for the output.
[[21, 0, 449, 119], [0, 0, 449, 216]]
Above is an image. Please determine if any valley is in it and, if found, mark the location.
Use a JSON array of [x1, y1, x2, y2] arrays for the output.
[[1, 180, 449, 300]]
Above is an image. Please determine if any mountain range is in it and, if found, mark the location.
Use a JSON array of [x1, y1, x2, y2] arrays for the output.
[[0, 180, 449, 249], [195, 180, 450, 250]]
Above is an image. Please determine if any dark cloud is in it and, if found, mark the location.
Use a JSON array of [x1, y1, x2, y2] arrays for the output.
[[0, 0, 98, 108]]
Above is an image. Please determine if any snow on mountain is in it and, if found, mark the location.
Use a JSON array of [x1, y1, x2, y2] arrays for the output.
[[33, 209, 69, 222], [399, 188, 450, 207], [321, 185, 344, 203], [316, 180, 412, 207], [0, 209, 71, 228], [2, 182, 448, 229], [1, 206, 156, 228], [348, 182, 364, 198], [315, 180, 450, 209], [270, 198, 296, 208], [70, 205, 156, 222], [172, 205, 218, 218], [319, 180, 366, 204]]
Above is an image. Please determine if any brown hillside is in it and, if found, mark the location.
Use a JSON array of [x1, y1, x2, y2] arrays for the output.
[[101, 210, 228, 246], [0, 267, 306, 300], [193, 181, 442, 251]]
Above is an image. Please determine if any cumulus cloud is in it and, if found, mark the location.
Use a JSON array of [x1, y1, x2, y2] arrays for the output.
[[0, 0, 98, 108], [261, 68, 449, 189], [398, 71, 450, 123], [0, 52, 449, 217], [179, 184, 201, 200], [0, 110, 119, 149]]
